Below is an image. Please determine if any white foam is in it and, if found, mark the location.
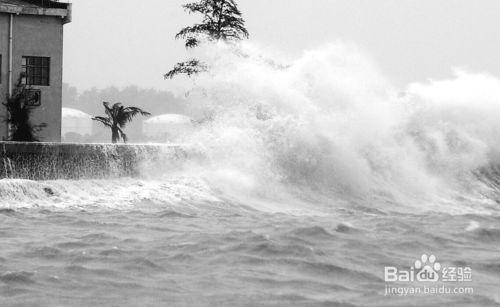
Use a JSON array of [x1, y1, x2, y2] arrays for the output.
[[7, 42, 500, 215], [166, 42, 500, 214], [465, 221, 480, 232], [0, 177, 221, 211]]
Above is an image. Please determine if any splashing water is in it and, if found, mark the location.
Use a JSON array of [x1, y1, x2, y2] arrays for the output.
[[1, 42, 500, 306], [167, 43, 500, 215]]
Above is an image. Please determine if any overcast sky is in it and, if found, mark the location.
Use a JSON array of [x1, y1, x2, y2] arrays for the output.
[[63, 0, 500, 91]]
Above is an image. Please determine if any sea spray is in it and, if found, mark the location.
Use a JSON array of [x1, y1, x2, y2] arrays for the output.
[[1, 43, 500, 214], [164, 42, 500, 213]]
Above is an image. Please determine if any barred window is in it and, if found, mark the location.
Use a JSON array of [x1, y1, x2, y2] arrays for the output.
[[22, 56, 50, 86]]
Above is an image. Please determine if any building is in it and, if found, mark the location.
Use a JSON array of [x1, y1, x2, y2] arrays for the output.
[[143, 114, 194, 142], [61, 107, 92, 142], [0, 0, 71, 142]]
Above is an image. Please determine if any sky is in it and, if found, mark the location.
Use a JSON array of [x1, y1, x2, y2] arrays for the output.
[[63, 0, 500, 91]]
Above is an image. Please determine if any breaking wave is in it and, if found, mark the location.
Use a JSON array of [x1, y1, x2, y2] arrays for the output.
[[170, 42, 500, 215], [2, 42, 500, 216]]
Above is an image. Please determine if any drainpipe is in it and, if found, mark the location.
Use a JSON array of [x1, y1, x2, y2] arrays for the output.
[[7, 14, 13, 139], [8, 14, 13, 97]]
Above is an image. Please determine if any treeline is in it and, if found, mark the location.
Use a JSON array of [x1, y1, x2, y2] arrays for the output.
[[62, 84, 187, 117], [62, 84, 188, 143]]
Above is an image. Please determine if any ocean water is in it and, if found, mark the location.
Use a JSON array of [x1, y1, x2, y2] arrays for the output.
[[0, 177, 499, 306], [1, 43, 500, 306]]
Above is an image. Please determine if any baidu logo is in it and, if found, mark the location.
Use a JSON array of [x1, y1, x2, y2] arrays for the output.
[[385, 254, 441, 282], [414, 254, 441, 282], [384, 254, 474, 296], [384, 254, 471, 283]]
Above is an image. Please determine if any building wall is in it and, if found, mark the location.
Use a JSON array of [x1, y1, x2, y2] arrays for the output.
[[0, 13, 64, 142]]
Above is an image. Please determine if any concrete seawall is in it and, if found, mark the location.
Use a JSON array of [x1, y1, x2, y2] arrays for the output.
[[0, 142, 186, 180]]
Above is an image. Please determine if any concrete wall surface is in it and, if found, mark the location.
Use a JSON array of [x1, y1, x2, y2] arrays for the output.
[[0, 142, 187, 180]]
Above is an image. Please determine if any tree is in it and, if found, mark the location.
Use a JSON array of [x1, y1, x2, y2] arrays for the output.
[[3, 75, 46, 142], [92, 102, 151, 143], [166, 59, 208, 80], [165, 0, 249, 79], [62, 83, 78, 108]]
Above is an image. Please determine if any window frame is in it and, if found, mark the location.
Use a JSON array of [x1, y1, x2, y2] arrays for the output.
[[21, 56, 50, 86]]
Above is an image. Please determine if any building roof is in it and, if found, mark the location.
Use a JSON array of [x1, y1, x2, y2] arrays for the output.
[[62, 108, 92, 119], [1, 0, 69, 9], [0, 0, 71, 23]]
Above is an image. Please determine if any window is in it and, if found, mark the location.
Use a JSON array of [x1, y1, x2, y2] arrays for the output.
[[22, 56, 50, 86]]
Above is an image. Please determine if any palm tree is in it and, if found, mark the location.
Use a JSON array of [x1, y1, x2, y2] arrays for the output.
[[92, 102, 151, 143]]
